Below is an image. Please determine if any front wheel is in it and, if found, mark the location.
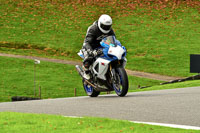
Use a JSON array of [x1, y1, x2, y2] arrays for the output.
[[112, 67, 129, 97], [82, 80, 100, 97]]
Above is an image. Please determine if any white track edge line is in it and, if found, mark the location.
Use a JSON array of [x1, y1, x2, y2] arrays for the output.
[[63, 116, 83, 118], [131, 121, 200, 130]]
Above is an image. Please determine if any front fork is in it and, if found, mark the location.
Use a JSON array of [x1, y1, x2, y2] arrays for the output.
[[110, 65, 120, 85]]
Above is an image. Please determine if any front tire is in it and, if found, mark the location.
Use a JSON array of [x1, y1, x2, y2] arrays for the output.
[[112, 67, 129, 97], [82, 80, 100, 97]]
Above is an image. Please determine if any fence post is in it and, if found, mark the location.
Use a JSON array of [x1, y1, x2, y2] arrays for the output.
[[39, 86, 41, 99], [74, 88, 76, 97], [34, 59, 40, 97], [34, 63, 36, 96], [107, 91, 111, 94]]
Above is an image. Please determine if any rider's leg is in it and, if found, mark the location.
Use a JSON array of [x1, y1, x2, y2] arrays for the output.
[[82, 45, 94, 80], [83, 60, 91, 80], [83, 56, 94, 80]]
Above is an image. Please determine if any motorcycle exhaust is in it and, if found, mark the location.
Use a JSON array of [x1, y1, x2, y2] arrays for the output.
[[75, 65, 84, 77]]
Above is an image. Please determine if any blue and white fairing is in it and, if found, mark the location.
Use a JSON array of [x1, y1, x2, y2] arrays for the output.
[[93, 36, 127, 80], [100, 36, 126, 61], [78, 36, 127, 80]]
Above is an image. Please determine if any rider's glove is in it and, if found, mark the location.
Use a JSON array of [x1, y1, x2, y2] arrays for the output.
[[85, 49, 93, 57], [92, 49, 103, 56]]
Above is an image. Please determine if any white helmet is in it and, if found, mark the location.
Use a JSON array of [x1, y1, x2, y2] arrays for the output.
[[98, 14, 112, 34]]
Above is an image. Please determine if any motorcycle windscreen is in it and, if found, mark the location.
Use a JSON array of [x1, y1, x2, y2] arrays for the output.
[[100, 36, 117, 48]]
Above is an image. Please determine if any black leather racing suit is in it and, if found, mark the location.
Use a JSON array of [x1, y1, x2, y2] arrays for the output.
[[82, 21, 115, 69]]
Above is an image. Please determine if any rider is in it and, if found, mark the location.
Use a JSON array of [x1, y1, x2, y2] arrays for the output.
[[82, 14, 116, 80]]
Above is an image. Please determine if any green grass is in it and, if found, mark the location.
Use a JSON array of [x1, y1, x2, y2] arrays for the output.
[[0, 112, 199, 133], [0, 56, 162, 102], [1, 55, 200, 103], [0, 0, 200, 77], [121, 7, 200, 77], [0, 56, 85, 102], [0, 0, 200, 102]]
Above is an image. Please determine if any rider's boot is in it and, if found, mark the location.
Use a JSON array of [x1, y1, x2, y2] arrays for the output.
[[83, 66, 91, 80], [83, 55, 93, 80]]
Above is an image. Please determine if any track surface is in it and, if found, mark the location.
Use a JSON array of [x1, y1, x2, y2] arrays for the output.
[[0, 87, 200, 127]]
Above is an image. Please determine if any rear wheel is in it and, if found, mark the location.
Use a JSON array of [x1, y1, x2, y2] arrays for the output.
[[112, 67, 129, 97], [82, 80, 100, 97]]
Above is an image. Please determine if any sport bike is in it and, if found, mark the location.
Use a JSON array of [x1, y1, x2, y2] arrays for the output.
[[76, 35, 129, 97]]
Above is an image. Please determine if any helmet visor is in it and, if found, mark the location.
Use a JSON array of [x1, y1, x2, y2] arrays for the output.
[[100, 23, 111, 31]]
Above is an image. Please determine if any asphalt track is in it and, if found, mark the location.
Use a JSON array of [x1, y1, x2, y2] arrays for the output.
[[0, 87, 200, 128]]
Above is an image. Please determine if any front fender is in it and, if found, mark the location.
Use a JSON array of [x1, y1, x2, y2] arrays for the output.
[[110, 58, 127, 69]]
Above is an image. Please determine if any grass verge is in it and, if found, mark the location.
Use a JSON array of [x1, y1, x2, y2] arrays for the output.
[[0, 56, 162, 102], [1, 56, 200, 102], [0, 56, 84, 102], [0, 112, 199, 133], [132, 79, 200, 92]]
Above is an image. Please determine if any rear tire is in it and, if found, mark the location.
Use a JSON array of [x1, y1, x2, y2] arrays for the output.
[[82, 80, 100, 97], [113, 67, 129, 97]]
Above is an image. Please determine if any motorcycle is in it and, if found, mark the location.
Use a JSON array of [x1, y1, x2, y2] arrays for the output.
[[76, 35, 129, 97]]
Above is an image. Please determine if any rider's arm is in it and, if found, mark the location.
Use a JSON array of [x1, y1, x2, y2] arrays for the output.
[[83, 25, 96, 51]]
